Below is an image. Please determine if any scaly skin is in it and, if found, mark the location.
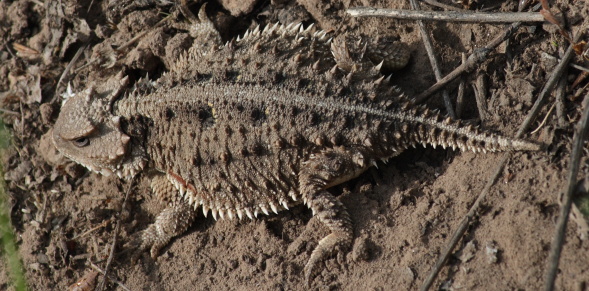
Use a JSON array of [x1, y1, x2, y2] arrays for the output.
[[52, 6, 541, 285]]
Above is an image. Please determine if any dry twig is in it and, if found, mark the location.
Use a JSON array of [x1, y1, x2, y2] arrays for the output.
[[455, 53, 467, 118], [472, 74, 488, 122], [530, 103, 556, 134], [543, 92, 589, 291], [414, 3, 543, 103], [421, 0, 465, 12], [71, 220, 109, 240], [408, 0, 456, 118], [555, 74, 568, 128], [55, 45, 87, 99], [90, 262, 131, 291], [515, 31, 580, 137], [0, 108, 21, 116], [541, 52, 589, 73], [420, 19, 579, 291], [117, 14, 174, 52], [97, 176, 136, 291], [347, 7, 545, 23]]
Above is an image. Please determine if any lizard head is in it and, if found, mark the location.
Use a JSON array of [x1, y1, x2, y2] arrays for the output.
[[52, 73, 146, 179]]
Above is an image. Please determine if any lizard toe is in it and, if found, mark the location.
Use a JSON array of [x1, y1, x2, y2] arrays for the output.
[[303, 231, 352, 286]]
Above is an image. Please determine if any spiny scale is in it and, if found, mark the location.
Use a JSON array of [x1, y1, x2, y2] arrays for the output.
[[51, 4, 542, 286]]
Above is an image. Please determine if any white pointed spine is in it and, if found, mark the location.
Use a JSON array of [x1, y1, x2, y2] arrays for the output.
[[245, 208, 254, 220], [260, 204, 270, 215], [289, 190, 298, 201], [269, 202, 279, 214], [280, 199, 289, 210]]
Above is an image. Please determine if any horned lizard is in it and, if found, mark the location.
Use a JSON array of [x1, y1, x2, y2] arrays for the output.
[[52, 6, 541, 284]]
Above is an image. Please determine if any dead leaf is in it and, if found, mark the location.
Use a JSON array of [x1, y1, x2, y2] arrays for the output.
[[8, 64, 43, 104]]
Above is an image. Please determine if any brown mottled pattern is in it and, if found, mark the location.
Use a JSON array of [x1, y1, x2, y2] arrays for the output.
[[52, 6, 541, 285]]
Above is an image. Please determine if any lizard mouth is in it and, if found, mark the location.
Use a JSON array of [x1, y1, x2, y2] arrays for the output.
[[80, 161, 142, 179], [59, 151, 142, 180]]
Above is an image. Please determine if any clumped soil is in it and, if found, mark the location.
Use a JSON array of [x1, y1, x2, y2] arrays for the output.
[[1, 0, 589, 290]]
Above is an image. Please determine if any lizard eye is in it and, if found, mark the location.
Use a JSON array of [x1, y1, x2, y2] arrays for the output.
[[73, 137, 90, 147]]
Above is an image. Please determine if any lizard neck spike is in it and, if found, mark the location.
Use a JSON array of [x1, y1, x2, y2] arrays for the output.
[[61, 82, 76, 105]]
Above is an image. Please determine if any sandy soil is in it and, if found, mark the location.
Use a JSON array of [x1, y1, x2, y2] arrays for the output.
[[1, 0, 589, 290]]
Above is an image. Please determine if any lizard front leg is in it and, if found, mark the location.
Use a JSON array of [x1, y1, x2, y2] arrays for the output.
[[300, 146, 371, 285], [126, 174, 197, 258]]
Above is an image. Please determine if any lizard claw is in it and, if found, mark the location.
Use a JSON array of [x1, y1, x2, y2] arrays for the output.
[[303, 232, 352, 286], [303, 252, 322, 287], [124, 224, 170, 261]]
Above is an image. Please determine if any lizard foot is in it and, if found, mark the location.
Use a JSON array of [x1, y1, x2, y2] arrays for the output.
[[123, 200, 196, 260]]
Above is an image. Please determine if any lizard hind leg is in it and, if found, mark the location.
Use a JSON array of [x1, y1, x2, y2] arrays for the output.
[[125, 174, 197, 259], [299, 147, 371, 285]]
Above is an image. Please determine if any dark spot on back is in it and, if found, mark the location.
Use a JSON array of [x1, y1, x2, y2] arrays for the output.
[[297, 78, 310, 89], [165, 107, 175, 121], [251, 143, 266, 156], [273, 72, 285, 84], [344, 115, 355, 128], [221, 70, 239, 81], [337, 87, 352, 97], [192, 156, 201, 166], [250, 107, 267, 123], [198, 106, 215, 128], [308, 112, 321, 126]]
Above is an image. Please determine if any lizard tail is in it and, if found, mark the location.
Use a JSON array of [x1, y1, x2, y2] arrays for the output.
[[380, 105, 543, 154]]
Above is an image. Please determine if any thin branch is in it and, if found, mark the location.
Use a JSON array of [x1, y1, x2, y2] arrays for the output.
[[541, 52, 589, 73], [97, 175, 136, 291], [55, 44, 87, 99], [543, 92, 589, 291], [0, 108, 21, 116], [530, 103, 556, 134], [420, 10, 576, 291], [472, 74, 488, 122], [480, 4, 503, 12], [90, 262, 131, 291], [117, 14, 174, 52], [74, 15, 173, 74], [420, 153, 511, 291], [413, 44, 491, 102], [421, 0, 465, 12], [71, 220, 109, 240], [456, 53, 467, 118], [409, 0, 456, 118], [515, 32, 580, 137], [555, 74, 567, 128], [347, 7, 545, 23], [414, 2, 542, 103]]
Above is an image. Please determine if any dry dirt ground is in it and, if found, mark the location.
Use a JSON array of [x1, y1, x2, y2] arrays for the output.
[[1, 0, 589, 290]]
